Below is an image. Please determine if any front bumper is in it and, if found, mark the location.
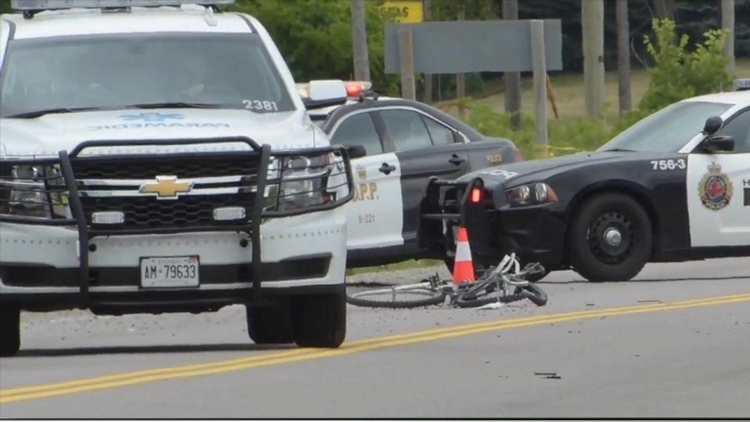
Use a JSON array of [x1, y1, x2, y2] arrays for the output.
[[0, 137, 354, 311], [418, 176, 568, 270]]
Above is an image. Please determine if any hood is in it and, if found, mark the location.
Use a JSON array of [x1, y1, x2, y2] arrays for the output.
[[0, 109, 323, 157], [460, 151, 627, 187]]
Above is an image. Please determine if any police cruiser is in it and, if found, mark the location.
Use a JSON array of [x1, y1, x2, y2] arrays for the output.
[[0, 0, 357, 357], [419, 82, 750, 283]]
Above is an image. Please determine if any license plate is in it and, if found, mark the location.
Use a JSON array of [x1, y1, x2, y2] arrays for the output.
[[140, 256, 199, 288]]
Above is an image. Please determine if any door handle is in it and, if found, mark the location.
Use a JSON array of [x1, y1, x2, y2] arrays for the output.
[[448, 154, 466, 165], [379, 162, 397, 175]]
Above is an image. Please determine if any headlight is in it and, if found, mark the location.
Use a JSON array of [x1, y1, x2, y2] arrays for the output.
[[505, 182, 558, 206], [0, 164, 70, 219], [265, 153, 337, 212]]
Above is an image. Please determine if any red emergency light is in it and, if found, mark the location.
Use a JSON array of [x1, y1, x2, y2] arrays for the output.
[[344, 81, 372, 97]]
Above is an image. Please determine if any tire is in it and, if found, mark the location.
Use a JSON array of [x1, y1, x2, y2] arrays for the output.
[[567, 192, 653, 282], [520, 282, 548, 306], [0, 305, 21, 358], [246, 301, 294, 345], [455, 282, 548, 308], [289, 291, 347, 348], [454, 278, 526, 308], [522, 264, 549, 283], [346, 287, 447, 309]]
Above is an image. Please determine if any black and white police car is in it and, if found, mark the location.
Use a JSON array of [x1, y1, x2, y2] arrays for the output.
[[297, 80, 524, 270], [419, 81, 750, 282]]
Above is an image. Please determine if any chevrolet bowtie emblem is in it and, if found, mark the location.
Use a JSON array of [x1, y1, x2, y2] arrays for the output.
[[139, 175, 194, 199]]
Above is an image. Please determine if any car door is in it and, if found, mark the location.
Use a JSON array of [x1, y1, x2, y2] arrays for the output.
[[375, 107, 471, 247], [686, 107, 750, 248], [327, 110, 405, 252]]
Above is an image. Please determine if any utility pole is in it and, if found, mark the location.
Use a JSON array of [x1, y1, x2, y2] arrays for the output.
[[422, 0, 432, 103], [502, 0, 522, 131], [351, 0, 371, 81], [616, 0, 631, 114], [721, 0, 736, 79], [582, 0, 605, 116], [456, 8, 466, 101]]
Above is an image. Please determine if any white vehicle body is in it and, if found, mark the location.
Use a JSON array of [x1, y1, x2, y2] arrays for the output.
[[675, 90, 750, 248], [0, 1, 354, 355]]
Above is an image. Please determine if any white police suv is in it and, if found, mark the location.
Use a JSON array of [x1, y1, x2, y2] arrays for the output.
[[0, 0, 356, 357]]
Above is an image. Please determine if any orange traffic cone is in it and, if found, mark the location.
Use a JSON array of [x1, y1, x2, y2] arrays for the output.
[[452, 226, 475, 285]]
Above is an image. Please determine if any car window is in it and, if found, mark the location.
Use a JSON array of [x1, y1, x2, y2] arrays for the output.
[[716, 109, 750, 153], [421, 115, 456, 145], [597, 101, 735, 153], [379, 109, 433, 152], [330, 112, 383, 156]]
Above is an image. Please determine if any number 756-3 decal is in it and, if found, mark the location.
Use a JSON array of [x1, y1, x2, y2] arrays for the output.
[[651, 159, 687, 171]]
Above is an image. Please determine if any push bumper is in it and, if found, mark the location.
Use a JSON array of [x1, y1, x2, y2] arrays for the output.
[[418, 176, 568, 270], [0, 137, 354, 311]]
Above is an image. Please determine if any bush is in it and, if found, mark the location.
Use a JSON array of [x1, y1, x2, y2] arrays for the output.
[[638, 18, 734, 113]]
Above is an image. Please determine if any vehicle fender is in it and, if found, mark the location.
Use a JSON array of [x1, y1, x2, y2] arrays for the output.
[[463, 138, 519, 173]]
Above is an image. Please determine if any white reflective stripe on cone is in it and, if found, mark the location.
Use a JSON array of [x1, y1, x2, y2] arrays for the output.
[[455, 238, 473, 262]]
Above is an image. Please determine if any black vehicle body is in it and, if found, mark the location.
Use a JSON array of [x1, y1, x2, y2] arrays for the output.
[[313, 93, 523, 269], [418, 112, 750, 281]]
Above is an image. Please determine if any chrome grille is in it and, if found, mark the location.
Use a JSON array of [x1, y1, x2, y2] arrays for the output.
[[70, 153, 260, 231]]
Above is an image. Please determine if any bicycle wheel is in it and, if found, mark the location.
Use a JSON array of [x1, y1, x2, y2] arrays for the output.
[[456, 281, 548, 308], [346, 286, 447, 309], [455, 287, 527, 308], [520, 282, 548, 306]]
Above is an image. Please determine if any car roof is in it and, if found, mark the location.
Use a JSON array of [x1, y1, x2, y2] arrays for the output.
[[2, 5, 253, 39], [681, 90, 750, 108]]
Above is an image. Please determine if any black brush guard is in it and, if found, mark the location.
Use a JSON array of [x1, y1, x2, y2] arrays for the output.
[[0, 137, 355, 307], [418, 176, 498, 265]]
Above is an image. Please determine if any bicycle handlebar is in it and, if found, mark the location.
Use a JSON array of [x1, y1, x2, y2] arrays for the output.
[[486, 254, 545, 281]]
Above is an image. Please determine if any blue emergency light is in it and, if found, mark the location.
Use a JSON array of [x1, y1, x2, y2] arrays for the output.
[[735, 79, 750, 91], [10, 0, 235, 11]]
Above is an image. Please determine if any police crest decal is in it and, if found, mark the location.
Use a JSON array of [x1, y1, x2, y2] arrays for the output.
[[698, 162, 733, 211]]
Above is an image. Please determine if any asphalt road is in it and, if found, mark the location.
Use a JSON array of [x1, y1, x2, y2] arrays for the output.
[[1, 257, 748, 418]]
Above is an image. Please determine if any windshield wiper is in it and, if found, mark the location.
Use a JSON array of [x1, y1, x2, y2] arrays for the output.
[[122, 102, 223, 110], [6, 107, 104, 119], [601, 148, 637, 152]]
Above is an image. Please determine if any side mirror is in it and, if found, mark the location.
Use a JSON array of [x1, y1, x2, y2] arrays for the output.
[[302, 80, 348, 110], [346, 144, 367, 159], [702, 116, 723, 135], [704, 135, 735, 153]]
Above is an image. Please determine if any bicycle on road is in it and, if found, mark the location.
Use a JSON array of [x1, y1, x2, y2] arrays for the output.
[[345, 253, 548, 309]]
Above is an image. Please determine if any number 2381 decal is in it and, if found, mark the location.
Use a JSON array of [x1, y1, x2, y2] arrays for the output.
[[650, 159, 686, 171], [243, 100, 279, 111]]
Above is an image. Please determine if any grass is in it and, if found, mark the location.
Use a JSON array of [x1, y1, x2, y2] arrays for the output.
[[438, 59, 750, 119], [346, 259, 442, 277], [348, 60, 750, 275]]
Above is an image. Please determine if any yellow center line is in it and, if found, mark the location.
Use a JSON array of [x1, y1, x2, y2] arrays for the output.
[[2, 292, 749, 404]]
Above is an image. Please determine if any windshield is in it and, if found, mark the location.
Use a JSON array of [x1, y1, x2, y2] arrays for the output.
[[597, 101, 734, 153], [0, 33, 296, 118]]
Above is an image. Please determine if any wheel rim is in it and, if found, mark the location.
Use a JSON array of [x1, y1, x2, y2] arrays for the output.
[[587, 211, 634, 265]]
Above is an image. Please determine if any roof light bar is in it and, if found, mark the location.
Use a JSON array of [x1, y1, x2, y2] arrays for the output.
[[735, 79, 750, 91], [297, 80, 373, 99], [10, 0, 235, 11]]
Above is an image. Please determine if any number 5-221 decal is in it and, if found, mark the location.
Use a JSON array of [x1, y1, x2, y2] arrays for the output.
[[651, 159, 686, 171]]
